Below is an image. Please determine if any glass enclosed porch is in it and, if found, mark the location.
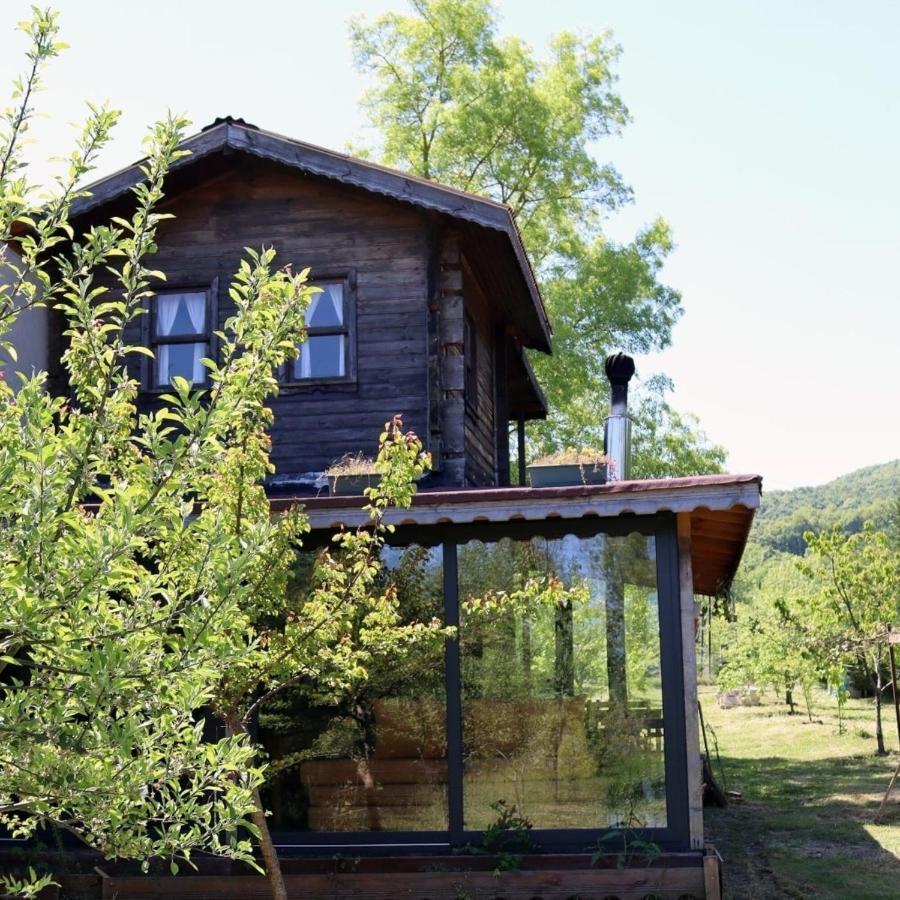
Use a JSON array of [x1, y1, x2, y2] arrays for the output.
[[261, 477, 761, 854]]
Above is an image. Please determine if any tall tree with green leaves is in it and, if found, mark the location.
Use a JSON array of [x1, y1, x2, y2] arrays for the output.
[[350, 0, 725, 475], [0, 14, 272, 887], [0, 10, 443, 899]]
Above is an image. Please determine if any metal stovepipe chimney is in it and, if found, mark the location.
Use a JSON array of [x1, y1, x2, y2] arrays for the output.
[[603, 352, 635, 481]]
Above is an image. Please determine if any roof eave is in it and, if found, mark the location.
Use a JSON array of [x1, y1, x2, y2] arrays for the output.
[[69, 121, 552, 351]]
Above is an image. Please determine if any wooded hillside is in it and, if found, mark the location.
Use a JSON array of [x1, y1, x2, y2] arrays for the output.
[[751, 459, 900, 556]]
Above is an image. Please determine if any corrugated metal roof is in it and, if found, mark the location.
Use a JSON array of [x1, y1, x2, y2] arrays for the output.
[[275, 474, 763, 597]]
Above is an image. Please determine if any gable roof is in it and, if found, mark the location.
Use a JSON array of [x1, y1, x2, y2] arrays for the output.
[[70, 117, 552, 352]]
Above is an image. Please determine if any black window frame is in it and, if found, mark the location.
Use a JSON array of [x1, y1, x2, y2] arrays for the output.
[[280, 272, 357, 387], [270, 513, 690, 854], [141, 281, 216, 393]]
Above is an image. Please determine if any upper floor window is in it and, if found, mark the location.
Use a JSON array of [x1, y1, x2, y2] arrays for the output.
[[287, 279, 353, 382], [151, 289, 210, 387]]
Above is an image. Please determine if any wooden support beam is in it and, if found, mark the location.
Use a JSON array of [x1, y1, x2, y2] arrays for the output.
[[438, 230, 465, 485], [517, 417, 527, 486], [703, 847, 723, 900], [678, 512, 704, 851], [494, 328, 510, 486]]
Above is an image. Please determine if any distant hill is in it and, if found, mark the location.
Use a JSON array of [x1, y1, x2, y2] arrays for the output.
[[751, 459, 900, 556]]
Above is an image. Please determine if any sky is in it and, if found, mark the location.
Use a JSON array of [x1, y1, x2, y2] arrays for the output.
[[0, 0, 897, 490]]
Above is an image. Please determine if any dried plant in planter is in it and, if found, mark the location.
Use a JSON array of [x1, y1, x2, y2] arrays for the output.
[[527, 448, 610, 487], [326, 452, 379, 495]]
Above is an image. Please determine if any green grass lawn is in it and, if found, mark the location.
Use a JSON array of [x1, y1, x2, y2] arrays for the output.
[[701, 684, 900, 899]]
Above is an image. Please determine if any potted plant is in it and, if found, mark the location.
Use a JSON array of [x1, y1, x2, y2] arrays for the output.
[[325, 453, 380, 495], [526, 448, 609, 488]]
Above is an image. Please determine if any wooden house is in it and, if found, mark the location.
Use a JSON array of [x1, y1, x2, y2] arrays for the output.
[[57, 116, 550, 490], [6, 119, 762, 899]]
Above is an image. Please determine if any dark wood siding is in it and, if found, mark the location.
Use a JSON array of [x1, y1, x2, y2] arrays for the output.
[[462, 262, 496, 486], [121, 157, 431, 477]]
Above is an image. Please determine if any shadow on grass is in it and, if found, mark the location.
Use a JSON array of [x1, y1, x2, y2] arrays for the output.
[[707, 753, 900, 900]]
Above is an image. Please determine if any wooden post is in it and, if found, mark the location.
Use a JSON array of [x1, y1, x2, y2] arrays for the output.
[[677, 512, 704, 850], [517, 417, 526, 486], [876, 628, 900, 817], [438, 230, 465, 485], [888, 627, 900, 750], [703, 847, 722, 900], [494, 328, 510, 486]]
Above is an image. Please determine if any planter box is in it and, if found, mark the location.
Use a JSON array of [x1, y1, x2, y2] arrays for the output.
[[90, 854, 711, 900], [527, 462, 608, 488], [328, 473, 380, 496], [4, 850, 720, 900]]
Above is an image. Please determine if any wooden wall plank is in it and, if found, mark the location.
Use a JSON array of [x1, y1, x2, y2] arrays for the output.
[[103, 158, 434, 478], [461, 259, 497, 486]]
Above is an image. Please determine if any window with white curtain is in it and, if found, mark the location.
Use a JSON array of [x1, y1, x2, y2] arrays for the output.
[[290, 281, 349, 381], [152, 290, 209, 387]]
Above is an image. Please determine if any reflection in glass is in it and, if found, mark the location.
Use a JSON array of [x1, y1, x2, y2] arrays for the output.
[[259, 545, 447, 832], [459, 533, 665, 831]]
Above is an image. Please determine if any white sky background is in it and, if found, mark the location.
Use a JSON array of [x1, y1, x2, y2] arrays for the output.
[[1, 0, 897, 490]]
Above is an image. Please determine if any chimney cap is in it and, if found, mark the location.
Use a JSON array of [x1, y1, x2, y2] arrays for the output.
[[604, 352, 636, 386]]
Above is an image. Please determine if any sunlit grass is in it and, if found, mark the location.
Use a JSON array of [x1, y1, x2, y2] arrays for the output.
[[701, 685, 900, 899]]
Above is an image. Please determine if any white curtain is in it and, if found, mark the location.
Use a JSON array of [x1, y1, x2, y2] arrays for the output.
[[300, 340, 312, 378], [305, 284, 343, 327], [156, 293, 207, 385], [336, 334, 345, 375], [323, 284, 343, 324], [191, 344, 206, 383], [298, 336, 345, 379], [157, 294, 179, 336], [298, 284, 344, 378], [157, 342, 206, 386], [184, 293, 206, 332], [304, 291, 322, 328]]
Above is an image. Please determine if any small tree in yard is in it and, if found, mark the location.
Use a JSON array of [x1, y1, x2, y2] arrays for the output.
[[801, 524, 900, 755], [717, 558, 820, 719], [210, 419, 439, 900], [0, 8, 442, 899]]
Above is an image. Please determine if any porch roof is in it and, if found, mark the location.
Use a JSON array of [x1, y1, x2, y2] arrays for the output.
[[274, 473, 763, 597]]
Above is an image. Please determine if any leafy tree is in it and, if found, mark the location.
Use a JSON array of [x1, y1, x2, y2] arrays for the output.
[[350, 0, 725, 476], [210, 418, 441, 900], [718, 557, 820, 719], [0, 12, 443, 900], [0, 7, 303, 884], [801, 525, 900, 754]]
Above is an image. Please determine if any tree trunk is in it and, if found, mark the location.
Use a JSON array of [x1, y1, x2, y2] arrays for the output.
[[250, 783, 288, 900], [604, 543, 627, 710], [785, 689, 796, 714], [225, 715, 287, 900], [873, 655, 887, 756], [554, 600, 575, 697]]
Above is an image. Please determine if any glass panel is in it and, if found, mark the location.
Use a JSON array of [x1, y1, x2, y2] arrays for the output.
[[259, 545, 447, 833], [156, 341, 207, 386], [307, 283, 343, 328], [293, 334, 345, 379], [156, 292, 206, 336], [458, 533, 665, 831]]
